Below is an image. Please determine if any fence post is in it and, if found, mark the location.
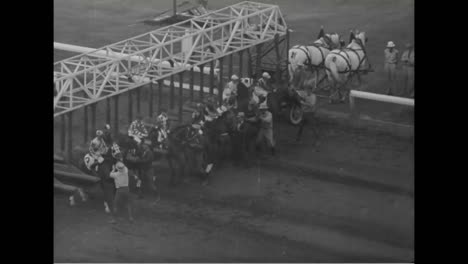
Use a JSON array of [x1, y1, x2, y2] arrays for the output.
[[228, 53, 233, 79], [239, 49, 244, 77], [114, 95, 119, 135], [84, 105, 88, 144], [128, 90, 133, 123], [199, 64, 205, 100], [256, 43, 263, 77], [61, 115, 66, 153], [149, 80, 154, 116], [190, 67, 194, 101], [210, 60, 215, 95], [91, 103, 96, 135], [218, 57, 224, 104], [67, 111, 73, 162], [179, 72, 184, 123], [158, 79, 164, 113], [170, 74, 175, 109]]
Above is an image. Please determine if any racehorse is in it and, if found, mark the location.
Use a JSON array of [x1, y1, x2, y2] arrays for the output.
[[203, 109, 237, 165], [166, 124, 207, 186], [288, 32, 341, 87], [324, 31, 370, 102], [83, 140, 121, 214]]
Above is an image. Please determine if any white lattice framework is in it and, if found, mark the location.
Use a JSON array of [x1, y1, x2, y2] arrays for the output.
[[53, 1, 287, 117]]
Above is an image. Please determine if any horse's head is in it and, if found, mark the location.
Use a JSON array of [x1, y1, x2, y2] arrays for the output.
[[346, 31, 367, 51], [326, 33, 341, 49], [221, 109, 237, 132]]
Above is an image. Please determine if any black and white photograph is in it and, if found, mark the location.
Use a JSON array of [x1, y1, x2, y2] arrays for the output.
[[53, 0, 414, 262]]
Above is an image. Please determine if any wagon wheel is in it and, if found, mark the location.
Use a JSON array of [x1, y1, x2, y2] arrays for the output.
[[289, 104, 304, 125]]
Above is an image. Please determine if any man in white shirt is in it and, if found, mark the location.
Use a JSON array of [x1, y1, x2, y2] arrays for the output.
[[109, 161, 138, 223], [384, 41, 399, 95]]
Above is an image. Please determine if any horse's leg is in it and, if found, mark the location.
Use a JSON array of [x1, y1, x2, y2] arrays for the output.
[[167, 153, 176, 186]]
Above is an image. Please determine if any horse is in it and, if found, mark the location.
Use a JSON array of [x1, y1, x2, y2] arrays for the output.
[[166, 124, 207, 186], [324, 31, 370, 102], [288, 32, 341, 88], [82, 142, 120, 214], [202, 109, 237, 165]]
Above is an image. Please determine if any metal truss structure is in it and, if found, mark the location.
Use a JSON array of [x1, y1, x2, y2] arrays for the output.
[[53, 1, 288, 117]]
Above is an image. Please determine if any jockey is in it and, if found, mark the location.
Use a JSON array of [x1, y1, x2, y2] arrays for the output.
[[192, 103, 206, 126], [222, 75, 240, 109], [89, 130, 109, 164], [253, 72, 272, 106], [157, 112, 170, 132], [204, 98, 219, 122], [128, 114, 148, 144], [154, 114, 169, 150]]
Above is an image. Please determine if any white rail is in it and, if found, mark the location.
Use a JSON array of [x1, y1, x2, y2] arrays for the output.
[[349, 90, 414, 111]]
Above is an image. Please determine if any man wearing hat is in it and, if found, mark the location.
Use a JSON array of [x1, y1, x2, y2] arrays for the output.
[[256, 104, 276, 156], [401, 43, 414, 97], [109, 161, 136, 223], [128, 114, 149, 145], [89, 130, 109, 165], [384, 41, 399, 95]]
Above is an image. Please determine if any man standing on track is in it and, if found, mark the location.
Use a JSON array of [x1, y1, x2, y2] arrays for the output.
[[256, 104, 275, 156], [384, 41, 399, 95], [109, 161, 135, 224], [400, 43, 414, 97]]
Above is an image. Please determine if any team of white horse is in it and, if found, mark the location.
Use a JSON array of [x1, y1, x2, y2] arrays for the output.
[[288, 28, 371, 102]]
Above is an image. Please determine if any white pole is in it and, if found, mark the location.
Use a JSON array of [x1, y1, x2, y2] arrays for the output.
[[350, 90, 414, 107]]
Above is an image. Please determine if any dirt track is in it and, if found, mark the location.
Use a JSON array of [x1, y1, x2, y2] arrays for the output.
[[54, 0, 414, 262]]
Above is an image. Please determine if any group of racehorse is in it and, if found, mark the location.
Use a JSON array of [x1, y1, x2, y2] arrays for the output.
[[288, 28, 371, 102], [78, 27, 371, 212]]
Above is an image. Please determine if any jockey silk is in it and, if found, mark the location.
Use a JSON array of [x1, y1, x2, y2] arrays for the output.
[[128, 120, 148, 139], [89, 137, 108, 158]]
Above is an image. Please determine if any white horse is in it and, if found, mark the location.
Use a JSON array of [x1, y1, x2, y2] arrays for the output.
[[324, 31, 370, 102], [288, 32, 341, 86]]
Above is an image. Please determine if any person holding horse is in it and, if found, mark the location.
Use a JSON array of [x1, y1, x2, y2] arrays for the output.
[[135, 139, 156, 198], [128, 114, 149, 145], [256, 104, 276, 156], [384, 41, 399, 95]]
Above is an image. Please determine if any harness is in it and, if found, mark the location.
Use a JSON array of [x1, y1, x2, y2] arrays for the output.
[[327, 38, 369, 75], [292, 44, 327, 70], [292, 45, 313, 67]]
